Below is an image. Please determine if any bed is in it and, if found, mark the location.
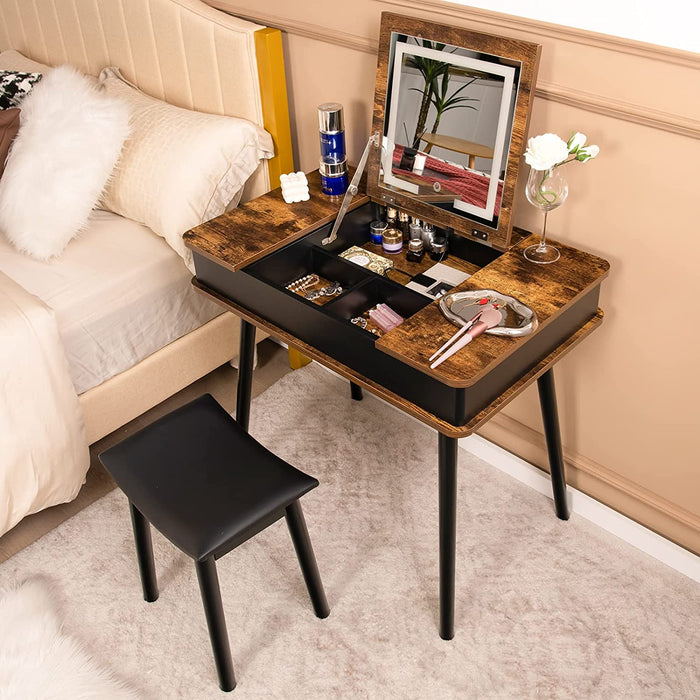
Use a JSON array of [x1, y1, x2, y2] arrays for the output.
[[0, 0, 293, 536]]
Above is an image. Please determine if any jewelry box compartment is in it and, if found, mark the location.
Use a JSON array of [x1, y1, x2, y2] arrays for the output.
[[324, 277, 429, 335], [192, 232, 477, 425], [190, 195, 605, 427], [243, 238, 370, 306]]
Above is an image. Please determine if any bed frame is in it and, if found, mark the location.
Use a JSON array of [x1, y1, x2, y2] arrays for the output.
[[0, 0, 293, 442]]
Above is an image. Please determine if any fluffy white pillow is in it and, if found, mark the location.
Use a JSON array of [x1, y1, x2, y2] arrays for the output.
[[98, 67, 274, 271], [0, 66, 130, 260]]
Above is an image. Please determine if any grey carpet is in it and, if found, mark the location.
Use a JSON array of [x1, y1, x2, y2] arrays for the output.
[[1, 363, 698, 698]]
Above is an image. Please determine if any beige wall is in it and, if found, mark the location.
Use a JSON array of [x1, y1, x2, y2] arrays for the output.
[[208, 0, 700, 554]]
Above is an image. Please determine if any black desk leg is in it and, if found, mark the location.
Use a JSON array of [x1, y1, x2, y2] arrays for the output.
[[438, 433, 458, 640], [350, 382, 364, 401], [537, 369, 570, 520], [235, 319, 256, 432]]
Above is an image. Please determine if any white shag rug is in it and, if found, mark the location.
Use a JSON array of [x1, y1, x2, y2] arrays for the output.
[[0, 579, 138, 699]]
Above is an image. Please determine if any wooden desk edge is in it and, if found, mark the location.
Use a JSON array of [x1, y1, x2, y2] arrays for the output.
[[193, 277, 604, 438], [184, 208, 349, 273], [376, 236, 609, 389], [184, 170, 368, 273]]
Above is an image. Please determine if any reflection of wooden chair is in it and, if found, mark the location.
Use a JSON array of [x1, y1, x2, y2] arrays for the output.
[[420, 133, 494, 169]]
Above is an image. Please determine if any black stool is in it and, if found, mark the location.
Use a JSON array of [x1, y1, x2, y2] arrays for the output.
[[98, 394, 329, 692]]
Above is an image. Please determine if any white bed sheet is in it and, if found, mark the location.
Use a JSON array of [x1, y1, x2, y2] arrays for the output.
[[0, 210, 222, 394]]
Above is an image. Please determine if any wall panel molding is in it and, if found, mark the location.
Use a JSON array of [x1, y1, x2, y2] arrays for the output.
[[206, 2, 700, 139], [478, 413, 700, 554], [376, 0, 700, 70], [205, 2, 377, 54], [535, 82, 700, 139]]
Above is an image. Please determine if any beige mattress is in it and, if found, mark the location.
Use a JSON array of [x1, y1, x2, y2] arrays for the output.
[[0, 210, 221, 394]]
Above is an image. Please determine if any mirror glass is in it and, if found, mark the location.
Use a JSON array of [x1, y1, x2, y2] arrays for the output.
[[367, 14, 541, 250], [383, 35, 519, 228]]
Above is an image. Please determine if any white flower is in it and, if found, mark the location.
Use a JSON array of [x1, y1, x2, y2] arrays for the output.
[[577, 144, 600, 162], [567, 132, 586, 153], [524, 133, 570, 171]]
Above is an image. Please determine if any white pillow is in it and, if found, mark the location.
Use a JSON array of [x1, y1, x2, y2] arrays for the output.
[[0, 65, 130, 260], [0, 50, 51, 74], [99, 67, 274, 271]]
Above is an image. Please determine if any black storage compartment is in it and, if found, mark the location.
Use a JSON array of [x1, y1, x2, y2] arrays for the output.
[[325, 278, 429, 326], [194, 246, 471, 424], [192, 201, 602, 427], [249, 240, 368, 294]]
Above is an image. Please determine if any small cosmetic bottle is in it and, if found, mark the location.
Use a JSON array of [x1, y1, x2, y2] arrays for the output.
[[406, 238, 424, 263], [369, 220, 388, 245], [421, 222, 436, 248], [382, 228, 403, 254], [429, 235, 448, 261], [386, 206, 398, 228], [398, 210, 411, 243], [409, 218, 423, 241], [319, 159, 348, 196], [318, 103, 346, 163]]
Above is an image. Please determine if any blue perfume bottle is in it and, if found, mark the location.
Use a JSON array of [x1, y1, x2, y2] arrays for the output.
[[318, 103, 346, 162], [318, 103, 348, 196], [319, 159, 348, 196]]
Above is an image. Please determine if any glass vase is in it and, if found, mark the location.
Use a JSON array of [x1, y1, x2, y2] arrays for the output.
[[524, 166, 568, 264]]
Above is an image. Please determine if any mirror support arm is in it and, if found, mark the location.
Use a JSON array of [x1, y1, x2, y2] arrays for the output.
[[322, 131, 380, 246]]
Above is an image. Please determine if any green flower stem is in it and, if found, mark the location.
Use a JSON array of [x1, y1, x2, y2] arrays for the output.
[[535, 168, 558, 206]]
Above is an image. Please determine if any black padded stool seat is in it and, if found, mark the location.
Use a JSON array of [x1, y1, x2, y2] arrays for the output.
[[99, 394, 329, 692]]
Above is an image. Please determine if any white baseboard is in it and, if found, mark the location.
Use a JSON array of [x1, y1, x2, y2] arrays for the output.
[[459, 434, 700, 584]]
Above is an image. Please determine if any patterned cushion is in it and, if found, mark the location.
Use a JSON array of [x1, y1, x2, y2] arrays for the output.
[[0, 70, 42, 110]]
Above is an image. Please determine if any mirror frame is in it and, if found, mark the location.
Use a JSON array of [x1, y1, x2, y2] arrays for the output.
[[367, 12, 541, 251]]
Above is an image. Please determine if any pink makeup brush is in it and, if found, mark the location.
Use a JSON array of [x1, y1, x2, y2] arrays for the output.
[[430, 305, 502, 369], [428, 312, 483, 363]]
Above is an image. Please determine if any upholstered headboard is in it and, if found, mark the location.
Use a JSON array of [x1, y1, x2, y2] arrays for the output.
[[0, 0, 292, 198]]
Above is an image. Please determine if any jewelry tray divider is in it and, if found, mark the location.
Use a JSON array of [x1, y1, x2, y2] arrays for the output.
[[245, 219, 434, 335], [190, 197, 605, 427], [192, 201, 504, 425]]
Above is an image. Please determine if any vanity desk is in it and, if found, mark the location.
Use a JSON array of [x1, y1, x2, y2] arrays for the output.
[[184, 12, 610, 640], [184, 170, 608, 639]]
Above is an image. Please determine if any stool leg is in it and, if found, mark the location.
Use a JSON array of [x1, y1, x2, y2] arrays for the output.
[[195, 558, 236, 692], [285, 501, 330, 619], [129, 502, 158, 602]]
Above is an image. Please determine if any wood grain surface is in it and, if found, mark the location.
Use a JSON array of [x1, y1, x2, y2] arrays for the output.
[[376, 235, 609, 387], [184, 170, 368, 272]]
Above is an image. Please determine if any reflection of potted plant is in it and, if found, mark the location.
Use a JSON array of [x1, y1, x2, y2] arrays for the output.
[[404, 41, 452, 148], [422, 70, 481, 153]]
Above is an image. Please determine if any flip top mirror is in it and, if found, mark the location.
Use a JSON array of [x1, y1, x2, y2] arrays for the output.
[[367, 13, 541, 250]]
